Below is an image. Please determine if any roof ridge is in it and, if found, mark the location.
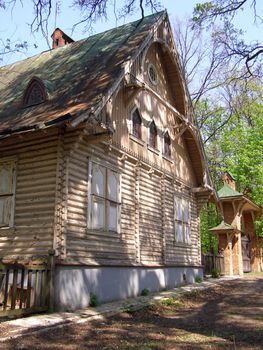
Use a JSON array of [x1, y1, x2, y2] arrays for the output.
[[0, 11, 165, 70]]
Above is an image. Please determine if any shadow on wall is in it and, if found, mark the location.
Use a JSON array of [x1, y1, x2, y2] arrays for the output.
[[54, 265, 202, 311]]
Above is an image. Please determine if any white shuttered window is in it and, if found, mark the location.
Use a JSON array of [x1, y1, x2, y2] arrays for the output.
[[0, 160, 16, 228], [174, 196, 191, 244], [88, 162, 120, 233]]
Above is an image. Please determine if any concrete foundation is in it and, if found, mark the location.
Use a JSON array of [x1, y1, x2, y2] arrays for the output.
[[54, 265, 203, 311]]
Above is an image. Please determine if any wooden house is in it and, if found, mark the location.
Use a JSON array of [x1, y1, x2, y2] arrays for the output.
[[0, 11, 214, 311]]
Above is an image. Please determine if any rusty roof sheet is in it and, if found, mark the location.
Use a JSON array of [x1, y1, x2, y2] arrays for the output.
[[0, 12, 164, 138]]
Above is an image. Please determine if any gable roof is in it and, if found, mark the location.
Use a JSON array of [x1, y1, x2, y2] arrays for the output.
[[0, 12, 165, 138], [217, 183, 262, 213]]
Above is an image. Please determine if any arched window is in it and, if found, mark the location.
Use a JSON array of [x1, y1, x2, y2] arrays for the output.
[[149, 120, 157, 149], [132, 108, 142, 139], [163, 131, 171, 157], [23, 78, 47, 107]]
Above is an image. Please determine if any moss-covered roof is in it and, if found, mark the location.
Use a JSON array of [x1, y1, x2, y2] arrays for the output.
[[218, 183, 243, 198], [0, 12, 164, 137]]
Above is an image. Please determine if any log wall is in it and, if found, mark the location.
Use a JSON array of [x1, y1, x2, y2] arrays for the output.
[[0, 130, 60, 262], [64, 138, 201, 267], [0, 38, 204, 268], [62, 42, 203, 267]]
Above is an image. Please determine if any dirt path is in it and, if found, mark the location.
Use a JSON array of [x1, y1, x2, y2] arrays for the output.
[[1, 275, 262, 350]]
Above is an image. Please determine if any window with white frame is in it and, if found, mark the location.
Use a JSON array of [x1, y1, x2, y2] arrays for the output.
[[174, 195, 191, 244], [88, 162, 121, 233], [0, 159, 16, 228]]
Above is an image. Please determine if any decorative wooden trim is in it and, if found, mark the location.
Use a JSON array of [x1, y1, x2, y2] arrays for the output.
[[135, 163, 141, 264], [53, 130, 67, 258], [147, 144, 160, 155], [161, 175, 166, 264], [129, 134, 145, 146], [70, 12, 166, 129], [108, 140, 195, 189]]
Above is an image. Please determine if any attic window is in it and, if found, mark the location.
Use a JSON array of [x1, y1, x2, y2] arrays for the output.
[[148, 63, 158, 85], [149, 120, 157, 149], [163, 131, 171, 157], [132, 108, 142, 139], [23, 78, 47, 107]]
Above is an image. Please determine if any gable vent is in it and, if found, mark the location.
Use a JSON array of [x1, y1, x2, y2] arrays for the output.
[[23, 77, 47, 107]]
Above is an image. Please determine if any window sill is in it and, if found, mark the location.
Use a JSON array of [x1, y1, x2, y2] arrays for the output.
[[147, 145, 160, 155], [173, 241, 191, 247], [129, 134, 145, 146], [87, 228, 120, 237], [162, 154, 173, 163]]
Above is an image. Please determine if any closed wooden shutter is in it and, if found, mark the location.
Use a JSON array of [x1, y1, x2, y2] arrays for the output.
[[174, 197, 183, 242], [0, 161, 15, 227]]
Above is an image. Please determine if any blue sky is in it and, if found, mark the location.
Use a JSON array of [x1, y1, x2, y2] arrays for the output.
[[0, 0, 262, 66]]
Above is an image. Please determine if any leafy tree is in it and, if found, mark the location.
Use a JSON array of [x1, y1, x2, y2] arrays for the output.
[[200, 203, 221, 253], [200, 82, 263, 239]]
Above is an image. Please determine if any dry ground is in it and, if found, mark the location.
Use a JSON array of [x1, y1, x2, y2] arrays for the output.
[[1, 274, 263, 350]]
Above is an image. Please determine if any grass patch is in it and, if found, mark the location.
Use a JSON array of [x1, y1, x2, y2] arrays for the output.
[[162, 296, 182, 307], [141, 288, 150, 296], [195, 276, 202, 283], [89, 293, 99, 307]]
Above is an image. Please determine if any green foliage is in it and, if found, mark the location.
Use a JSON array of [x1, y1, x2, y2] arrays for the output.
[[200, 203, 221, 253], [211, 268, 220, 278], [195, 276, 202, 283], [198, 83, 263, 240], [217, 103, 263, 237], [141, 288, 150, 296], [192, 2, 218, 25], [89, 292, 99, 307], [122, 303, 136, 313], [162, 297, 181, 307]]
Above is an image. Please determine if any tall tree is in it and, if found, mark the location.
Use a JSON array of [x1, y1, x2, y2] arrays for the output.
[[173, 17, 234, 106], [192, 0, 262, 77]]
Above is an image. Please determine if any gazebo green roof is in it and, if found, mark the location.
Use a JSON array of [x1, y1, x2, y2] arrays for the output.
[[218, 183, 243, 198], [209, 221, 235, 232]]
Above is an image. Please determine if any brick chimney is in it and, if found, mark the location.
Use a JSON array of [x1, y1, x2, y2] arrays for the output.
[[222, 172, 236, 190], [51, 28, 74, 49]]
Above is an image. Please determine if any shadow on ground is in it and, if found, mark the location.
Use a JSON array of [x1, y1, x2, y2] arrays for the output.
[[1, 276, 262, 350]]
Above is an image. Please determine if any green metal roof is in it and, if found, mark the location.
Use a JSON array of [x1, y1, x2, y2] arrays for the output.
[[218, 183, 243, 198], [209, 221, 234, 231], [0, 11, 165, 137]]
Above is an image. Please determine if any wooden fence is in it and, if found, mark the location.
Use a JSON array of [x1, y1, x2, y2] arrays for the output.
[[202, 253, 225, 276], [0, 263, 51, 317]]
